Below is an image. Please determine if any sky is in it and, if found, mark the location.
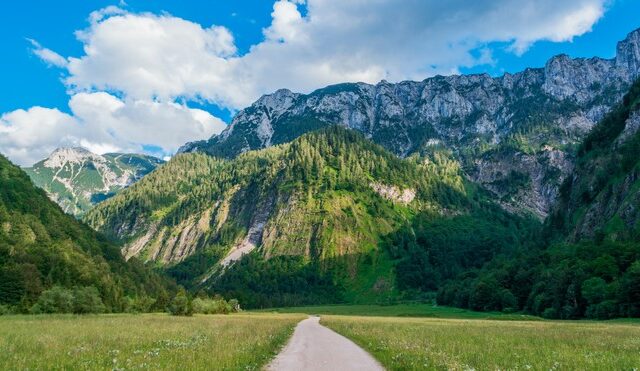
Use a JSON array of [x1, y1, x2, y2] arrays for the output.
[[1, 0, 639, 166]]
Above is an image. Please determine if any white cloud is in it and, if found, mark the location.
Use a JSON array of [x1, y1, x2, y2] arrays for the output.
[[28, 39, 68, 68], [0, 93, 225, 166], [5, 0, 607, 165], [0, 107, 79, 165], [263, 0, 306, 42], [66, 12, 238, 105], [88, 5, 126, 25], [53, 0, 606, 109]]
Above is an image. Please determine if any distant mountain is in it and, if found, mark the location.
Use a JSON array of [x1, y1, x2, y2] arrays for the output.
[[181, 28, 640, 218], [24, 148, 163, 216], [0, 154, 174, 312], [86, 127, 538, 307]]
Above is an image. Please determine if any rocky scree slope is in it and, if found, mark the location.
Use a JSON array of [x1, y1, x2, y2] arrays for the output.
[[24, 147, 163, 216], [181, 28, 640, 218]]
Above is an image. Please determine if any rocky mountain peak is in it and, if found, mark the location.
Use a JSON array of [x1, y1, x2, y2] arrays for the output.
[[254, 88, 299, 109], [43, 147, 103, 168], [181, 28, 640, 218], [26, 149, 163, 216], [616, 27, 640, 76]]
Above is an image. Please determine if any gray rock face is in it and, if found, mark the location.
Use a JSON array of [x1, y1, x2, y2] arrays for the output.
[[182, 29, 640, 218]]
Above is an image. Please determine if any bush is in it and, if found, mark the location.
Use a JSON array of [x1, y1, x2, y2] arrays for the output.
[[167, 289, 193, 316], [228, 298, 241, 312], [30, 286, 106, 314], [586, 300, 618, 319], [192, 297, 241, 314], [124, 296, 156, 313], [542, 307, 558, 319], [31, 286, 74, 314], [72, 287, 106, 314], [0, 304, 12, 315]]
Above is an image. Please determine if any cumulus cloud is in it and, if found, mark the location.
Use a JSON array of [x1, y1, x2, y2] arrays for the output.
[[52, 0, 607, 109], [5, 0, 607, 165], [0, 93, 225, 165]]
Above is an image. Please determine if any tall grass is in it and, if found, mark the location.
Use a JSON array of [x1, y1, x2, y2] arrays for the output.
[[322, 315, 640, 370], [0, 313, 303, 370]]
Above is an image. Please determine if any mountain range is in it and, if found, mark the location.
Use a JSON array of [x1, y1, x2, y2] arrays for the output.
[[181, 28, 640, 218], [2, 28, 640, 318], [86, 126, 539, 307]]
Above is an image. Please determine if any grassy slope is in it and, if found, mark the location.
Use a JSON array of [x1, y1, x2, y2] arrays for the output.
[[0, 313, 304, 370], [322, 315, 640, 370]]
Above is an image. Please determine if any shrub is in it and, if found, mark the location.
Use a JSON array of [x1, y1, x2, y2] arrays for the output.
[[0, 304, 12, 315], [167, 289, 193, 316], [586, 300, 618, 319], [192, 297, 242, 314], [228, 298, 241, 312], [30, 286, 106, 314], [124, 296, 156, 313], [72, 287, 105, 314], [31, 286, 74, 314]]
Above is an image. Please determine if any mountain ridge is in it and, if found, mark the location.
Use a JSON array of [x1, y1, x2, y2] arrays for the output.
[[180, 28, 640, 218]]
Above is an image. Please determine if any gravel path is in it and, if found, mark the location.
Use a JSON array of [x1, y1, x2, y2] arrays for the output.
[[267, 316, 384, 371]]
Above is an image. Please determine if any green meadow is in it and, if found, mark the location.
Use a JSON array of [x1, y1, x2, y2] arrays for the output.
[[1, 306, 639, 370], [322, 315, 640, 370], [262, 303, 541, 320], [0, 313, 303, 370]]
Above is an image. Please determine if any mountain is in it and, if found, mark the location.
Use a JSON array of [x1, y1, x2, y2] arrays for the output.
[[24, 147, 163, 216], [0, 154, 174, 313], [435, 79, 640, 319], [181, 28, 640, 218], [548, 77, 640, 242], [85, 127, 539, 307]]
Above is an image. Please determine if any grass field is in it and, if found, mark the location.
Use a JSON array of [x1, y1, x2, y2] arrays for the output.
[[261, 303, 541, 320], [322, 315, 640, 370], [0, 313, 304, 370], [2, 307, 639, 370]]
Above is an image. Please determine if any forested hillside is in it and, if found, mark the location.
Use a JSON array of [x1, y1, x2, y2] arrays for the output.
[[86, 127, 539, 307], [433, 79, 640, 319], [82, 79, 640, 316], [0, 155, 175, 313]]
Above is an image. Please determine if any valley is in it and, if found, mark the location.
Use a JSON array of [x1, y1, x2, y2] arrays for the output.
[[2, 4, 640, 369], [0, 309, 638, 370]]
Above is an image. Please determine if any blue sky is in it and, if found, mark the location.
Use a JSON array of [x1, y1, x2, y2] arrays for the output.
[[0, 0, 275, 119], [1, 0, 639, 165]]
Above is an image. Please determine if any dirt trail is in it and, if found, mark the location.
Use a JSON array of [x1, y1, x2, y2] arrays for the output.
[[266, 316, 384, 371]]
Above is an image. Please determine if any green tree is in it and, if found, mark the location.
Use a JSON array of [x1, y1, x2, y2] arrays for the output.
[[167, 289, 193, 316], [31, 286, 74, 314]]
